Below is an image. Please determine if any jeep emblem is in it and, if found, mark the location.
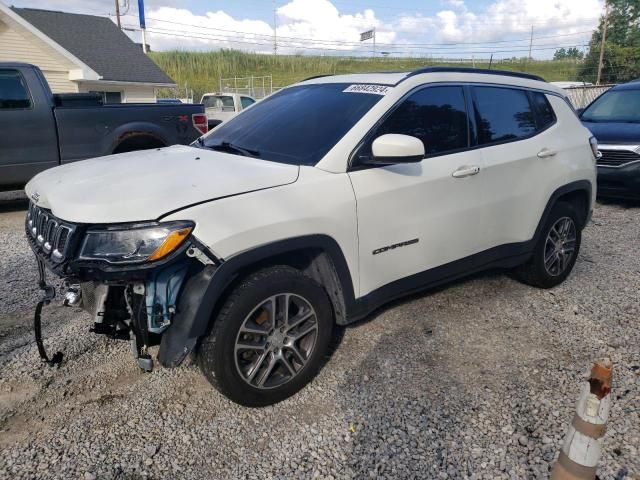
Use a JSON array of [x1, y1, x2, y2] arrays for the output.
[[31, 192, 40, 203]]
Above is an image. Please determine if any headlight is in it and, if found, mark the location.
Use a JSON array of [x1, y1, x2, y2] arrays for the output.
[[589, 136, 602, 161], [78, 221, 194, 264]]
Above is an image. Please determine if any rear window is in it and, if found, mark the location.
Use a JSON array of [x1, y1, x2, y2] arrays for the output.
[[202, 95, 235, 111], [0, 69, 31, 109], [472, 86, 536, 145]]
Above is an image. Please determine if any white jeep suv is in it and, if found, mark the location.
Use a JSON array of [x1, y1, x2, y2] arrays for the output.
[[25, 68, 598, 406]]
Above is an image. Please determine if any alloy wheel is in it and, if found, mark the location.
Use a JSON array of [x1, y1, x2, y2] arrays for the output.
[[543, 216, 577, 276], [234, 294, 318, 389]]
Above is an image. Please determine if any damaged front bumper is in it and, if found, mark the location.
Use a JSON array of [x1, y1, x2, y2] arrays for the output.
[[26, 202, 221, 371]]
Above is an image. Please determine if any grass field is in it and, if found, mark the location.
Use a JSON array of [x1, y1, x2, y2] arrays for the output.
[[149, 49, 582, 100]]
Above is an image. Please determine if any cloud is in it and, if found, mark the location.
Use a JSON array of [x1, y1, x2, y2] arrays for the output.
[[275, 0, 394, 52], [138, 0, 393, 54], [395, 0, 603, 46], [446, 0, 466, 9], [140, 6, 274, 52], [10, 0, 603, 58]]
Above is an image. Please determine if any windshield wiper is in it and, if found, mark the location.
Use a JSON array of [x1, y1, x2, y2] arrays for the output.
[[206, 141, 261, 158]]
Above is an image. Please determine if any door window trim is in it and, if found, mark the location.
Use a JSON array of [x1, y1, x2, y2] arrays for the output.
[[468, 84, 558, 150], [526, 90, 558, 133], [0, 69, 34, 111], [348, 82, 473, 171], [348, 81, 561, 172]]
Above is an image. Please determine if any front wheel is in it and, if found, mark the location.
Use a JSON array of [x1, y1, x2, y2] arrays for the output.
[[198, 266, 333, 407], [512, 202, 582, 288]]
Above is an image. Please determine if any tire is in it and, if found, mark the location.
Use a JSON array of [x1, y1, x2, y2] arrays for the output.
[[512, 201, 582, 289], [198, 266, 333, 407]]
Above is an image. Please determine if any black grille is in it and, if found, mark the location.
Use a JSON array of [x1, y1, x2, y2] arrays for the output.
[[597, 149, 640, 167], [26, 203, 76, 262]]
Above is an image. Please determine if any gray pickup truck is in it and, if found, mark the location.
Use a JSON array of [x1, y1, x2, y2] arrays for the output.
[[0, 63, 207, 190]]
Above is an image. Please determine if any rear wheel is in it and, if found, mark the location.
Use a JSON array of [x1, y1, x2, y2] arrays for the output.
[[513, 202, 582, 288], [198, 266, 333, 407]]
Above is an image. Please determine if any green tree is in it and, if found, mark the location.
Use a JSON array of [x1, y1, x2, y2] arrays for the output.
[[566, 47, 584, 59], [579, 0, 640, 83], [554, 47, 583, 61], [554, 47, 568, 60]]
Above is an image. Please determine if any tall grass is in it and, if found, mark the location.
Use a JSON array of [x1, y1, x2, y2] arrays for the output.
[[149, 49, 581, 101]]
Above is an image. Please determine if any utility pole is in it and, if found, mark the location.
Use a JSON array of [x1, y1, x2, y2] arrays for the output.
[[597, 0, 609, 85], [138, 0, 147, 54], [528, 25, 534, 60], [115, 0, 121, 29], [272, 0, 277, 55]]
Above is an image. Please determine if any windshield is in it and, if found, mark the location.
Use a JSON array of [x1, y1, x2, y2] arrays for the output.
[[581, 89, 640, 123], [202, 95, 235, 111], [200, 83, 384, 166]]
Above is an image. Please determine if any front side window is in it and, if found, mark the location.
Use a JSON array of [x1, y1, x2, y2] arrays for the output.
[[0, 69, 31, 109], [201, 83, 383, 166], [581, 89, 640, 123], [240, 96, 255, 109], [473, 86, 536, 145], [358, 86, 469, 162]]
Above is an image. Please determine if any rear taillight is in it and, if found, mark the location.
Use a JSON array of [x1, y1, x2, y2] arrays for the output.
[[589, 136, 601, 161], [192, 113, 208, 135]]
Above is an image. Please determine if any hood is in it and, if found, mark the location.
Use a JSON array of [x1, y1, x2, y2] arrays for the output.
[[581, 120, 640, 144], [25, 145, 299, 223]]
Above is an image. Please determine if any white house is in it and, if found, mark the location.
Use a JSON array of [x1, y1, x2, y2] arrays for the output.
[[0, 2, 175, 102]]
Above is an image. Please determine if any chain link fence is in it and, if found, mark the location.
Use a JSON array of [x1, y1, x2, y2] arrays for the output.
[[219, 76, 274, 99], [563, 85, 615, 109]]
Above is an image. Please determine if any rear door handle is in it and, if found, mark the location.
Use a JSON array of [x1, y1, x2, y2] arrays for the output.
[[537, 148, 557, 158], [452, 165, 480, 178]]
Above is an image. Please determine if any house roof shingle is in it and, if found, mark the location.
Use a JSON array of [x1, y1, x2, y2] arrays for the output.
[[12, 7, 174, 85]]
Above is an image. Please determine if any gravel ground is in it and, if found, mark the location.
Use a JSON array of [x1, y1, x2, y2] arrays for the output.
[[0, 193, 638, 480]]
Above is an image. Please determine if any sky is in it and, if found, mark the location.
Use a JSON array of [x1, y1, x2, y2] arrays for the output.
[[9, 0, 605, 59]]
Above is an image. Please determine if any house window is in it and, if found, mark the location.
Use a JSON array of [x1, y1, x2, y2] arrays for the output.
[[90, 91, 122, 104]]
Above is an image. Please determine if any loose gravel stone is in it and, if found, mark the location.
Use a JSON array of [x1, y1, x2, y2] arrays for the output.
[[0, 194, 638, 479]]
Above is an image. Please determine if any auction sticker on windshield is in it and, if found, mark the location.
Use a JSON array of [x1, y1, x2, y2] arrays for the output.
[[343, 84, 392, 95]]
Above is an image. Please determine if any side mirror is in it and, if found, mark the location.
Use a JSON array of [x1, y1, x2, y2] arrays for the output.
[[371, 134, 425, 164]]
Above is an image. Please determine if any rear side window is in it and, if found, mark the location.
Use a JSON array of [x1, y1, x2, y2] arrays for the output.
[[530, 91, 556, 130], [472, 86, 536, 145], [369, 86, 469, 157], [0, 69, 31, 109]]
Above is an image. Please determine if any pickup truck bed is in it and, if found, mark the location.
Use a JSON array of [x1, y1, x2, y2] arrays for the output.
[[0, 62, 206, 190]]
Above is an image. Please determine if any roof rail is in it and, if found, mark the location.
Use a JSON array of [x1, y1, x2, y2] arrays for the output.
[[405, 66, 545, 82], [301, 74, 334, 82]]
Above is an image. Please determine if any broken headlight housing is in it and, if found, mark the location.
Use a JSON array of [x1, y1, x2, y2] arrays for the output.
[[78, 221, 194, 264]]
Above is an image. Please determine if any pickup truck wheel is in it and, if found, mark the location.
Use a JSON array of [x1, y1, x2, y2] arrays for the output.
[[512, 201, 581, 288], [198, 266, 333, 407]]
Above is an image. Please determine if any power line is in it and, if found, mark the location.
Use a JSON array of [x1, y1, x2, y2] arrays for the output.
[[116, 13, 593, 48], [132, 24, 589, 55]]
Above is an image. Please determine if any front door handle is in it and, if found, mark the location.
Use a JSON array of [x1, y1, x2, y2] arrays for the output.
[[537, 148, 557, 158], [452, 165, 480, 178]]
